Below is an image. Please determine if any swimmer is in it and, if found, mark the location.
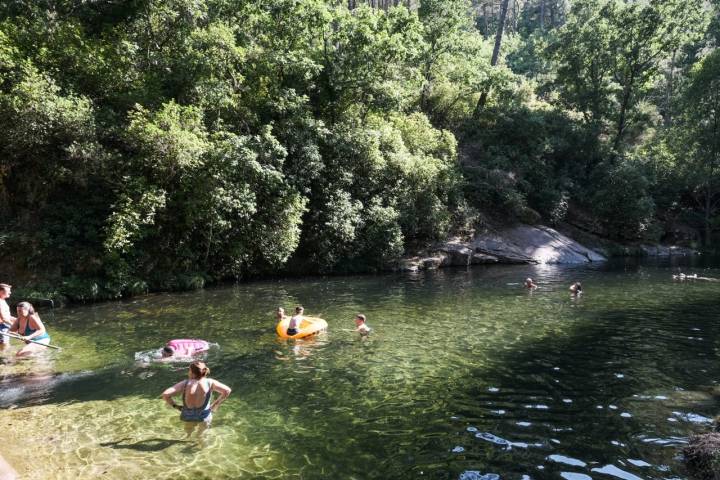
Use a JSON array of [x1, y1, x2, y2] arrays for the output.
[[524, 278, 538, 290], [569, 282, 582, 295], [162, 361, 231, 437], [287, 306, 304, 336], [10, 301, 50, 356], [355, 314, 371, 336], [276, 306, 287, 322], [161, 339, 210, 359]]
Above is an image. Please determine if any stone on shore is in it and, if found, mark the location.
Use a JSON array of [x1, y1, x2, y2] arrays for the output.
[[683, 432, 720, 480]]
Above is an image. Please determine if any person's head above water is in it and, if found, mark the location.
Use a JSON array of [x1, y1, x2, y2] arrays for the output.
[[294, 306, 304, 315], [189, 361, 210, 379], [16, 301, 35, 317], [162, 345, 175, 358], [276, 307, 285, 319], [355, 314, 366, 326]]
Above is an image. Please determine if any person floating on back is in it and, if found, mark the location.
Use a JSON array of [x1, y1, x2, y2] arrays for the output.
[[10, 301, 50, 356], [161, 361, 231, 437], [0, 283, 16, 350], [355, 314, 371, 337], [287, 306, 304, 336], [524, 278, 538, 290], [569, 282, 582, 295], [161, 339, 211, 359]]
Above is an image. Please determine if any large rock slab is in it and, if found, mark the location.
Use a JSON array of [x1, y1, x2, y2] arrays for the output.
[[472, 232, 536, 264], [475, 225, 606, 264]]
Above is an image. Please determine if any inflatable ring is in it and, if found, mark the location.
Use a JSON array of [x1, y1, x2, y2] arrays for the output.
[[276, 316, 328, 339]]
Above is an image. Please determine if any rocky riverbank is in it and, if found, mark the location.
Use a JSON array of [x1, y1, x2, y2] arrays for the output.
[[398, 223, 695, 272]]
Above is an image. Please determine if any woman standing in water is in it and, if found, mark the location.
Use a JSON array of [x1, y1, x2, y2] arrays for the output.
[[162, 361, 232, 436], [10, 301, 50, 356]]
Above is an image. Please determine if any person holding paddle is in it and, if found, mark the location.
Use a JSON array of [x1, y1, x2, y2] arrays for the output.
[[9, 301, 50, 356], [0, 283, 16, 349]]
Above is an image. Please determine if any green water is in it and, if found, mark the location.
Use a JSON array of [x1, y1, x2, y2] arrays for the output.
[[2, 259, 720, 479]]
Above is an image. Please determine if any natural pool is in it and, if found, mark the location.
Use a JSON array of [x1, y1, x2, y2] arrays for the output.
[[2, 258, 720, 479]]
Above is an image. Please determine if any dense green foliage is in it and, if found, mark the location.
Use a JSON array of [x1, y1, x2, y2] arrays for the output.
[[0, 0, 718, 300]]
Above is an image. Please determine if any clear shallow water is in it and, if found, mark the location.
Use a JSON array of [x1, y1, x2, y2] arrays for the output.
[[2, 258, 720, 479]]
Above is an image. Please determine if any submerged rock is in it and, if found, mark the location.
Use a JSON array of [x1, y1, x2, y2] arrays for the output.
[[683, 432, 720, 480]]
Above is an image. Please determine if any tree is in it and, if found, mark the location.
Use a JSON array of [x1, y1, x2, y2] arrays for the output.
[[550, 0, 707, 153], [473, 0, 509, 115], [674, 50, 720, 246]]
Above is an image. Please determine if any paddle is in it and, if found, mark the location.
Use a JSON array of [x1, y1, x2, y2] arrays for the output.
[[2, 331, 62, 350]]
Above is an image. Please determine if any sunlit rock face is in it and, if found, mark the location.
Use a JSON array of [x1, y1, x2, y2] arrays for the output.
[[480, 225, 606, 264], [401, 224, 605, 272]]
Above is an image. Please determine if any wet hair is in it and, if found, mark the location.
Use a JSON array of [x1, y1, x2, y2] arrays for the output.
[[0, 283, 11, 293], [576, 282, 582, 291], [162, 346, 174, 357], [356, 314, 366, 323], [16, 301, 35, 315], [189, 361, 210, 379], [295, 306, 304, 314]]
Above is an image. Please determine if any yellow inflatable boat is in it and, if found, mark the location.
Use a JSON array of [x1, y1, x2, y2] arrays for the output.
[[276, 316, 328, 339]]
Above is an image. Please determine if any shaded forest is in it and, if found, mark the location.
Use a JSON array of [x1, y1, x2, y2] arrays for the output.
[[0, 0, 718, 300]]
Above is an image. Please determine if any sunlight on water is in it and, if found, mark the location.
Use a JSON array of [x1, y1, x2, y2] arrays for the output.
[[2, 258, 720, 479]]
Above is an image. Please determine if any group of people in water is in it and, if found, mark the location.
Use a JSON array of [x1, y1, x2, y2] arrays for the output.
[[0, 283, 51, 356], [274, 305, 371, 337], [156, 307, 369, 434], [2, 274, 589, 437], [524, 277, 583, 295]]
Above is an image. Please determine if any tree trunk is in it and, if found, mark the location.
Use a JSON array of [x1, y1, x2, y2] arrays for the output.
[[705, 182, 712, 246], [474, 0, 510, 116], [613, 67, 636, 153], [483, 4, 489, 39], [664, 49, 676, 127], [550, 0, 556, 27]]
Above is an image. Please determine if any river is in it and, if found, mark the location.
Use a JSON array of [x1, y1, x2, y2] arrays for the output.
[[1, 258, 719, 479]]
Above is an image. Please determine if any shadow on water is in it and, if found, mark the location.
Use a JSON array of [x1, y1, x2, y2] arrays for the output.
[[99, 437, 193, 452]]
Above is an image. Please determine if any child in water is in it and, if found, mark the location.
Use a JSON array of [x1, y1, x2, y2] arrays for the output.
[[162, 339, 210, 359], [287, 306, 304, 336], [569, 282, 582, 295], [355, 314, 371, 337], [525, 278, 538, 290]]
